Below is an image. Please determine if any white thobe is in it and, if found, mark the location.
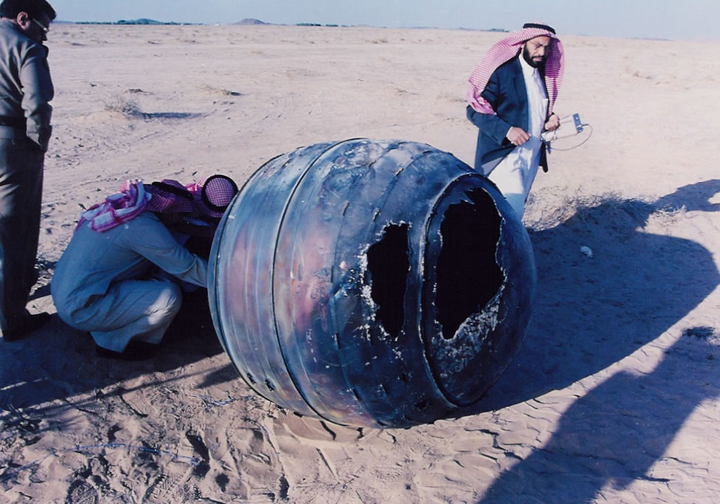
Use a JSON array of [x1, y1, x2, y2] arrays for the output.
[[51, 212, 208, 352], [487, 55, 549, 220]]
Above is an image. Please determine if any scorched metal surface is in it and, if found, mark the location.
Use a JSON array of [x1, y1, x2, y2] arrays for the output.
[[208, 139, 536, 428]]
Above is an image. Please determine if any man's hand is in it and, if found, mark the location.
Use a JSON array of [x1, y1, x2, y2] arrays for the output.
[[544, 113, 560, 131], [506, 127, 530, 146]]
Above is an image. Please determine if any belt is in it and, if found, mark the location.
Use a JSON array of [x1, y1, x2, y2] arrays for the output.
[[0, 116, 26, 128]]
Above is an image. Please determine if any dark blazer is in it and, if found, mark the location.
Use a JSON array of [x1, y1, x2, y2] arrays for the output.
[[467, 56, 549, 173]]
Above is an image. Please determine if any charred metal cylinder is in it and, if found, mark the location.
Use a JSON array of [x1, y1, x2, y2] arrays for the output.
[[208, 139, 536, 428]]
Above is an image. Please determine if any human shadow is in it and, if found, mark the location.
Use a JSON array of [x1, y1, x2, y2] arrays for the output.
[[470, 179, 720, 412], [478, 330, 720, 503], [468, 180, 720, 502]]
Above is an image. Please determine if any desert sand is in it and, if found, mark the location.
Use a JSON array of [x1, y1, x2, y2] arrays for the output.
[[2, 23, 720, 503]]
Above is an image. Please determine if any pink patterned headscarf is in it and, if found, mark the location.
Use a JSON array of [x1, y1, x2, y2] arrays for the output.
[[147, 179, 196, 214], [76, 176, 238, 232], [185, 174, 238, 219], [466, 23, 564, 115], [75, 179, 151, 232]]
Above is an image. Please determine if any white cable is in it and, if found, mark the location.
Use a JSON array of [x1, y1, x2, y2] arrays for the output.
[[547, 123, 593, 151]]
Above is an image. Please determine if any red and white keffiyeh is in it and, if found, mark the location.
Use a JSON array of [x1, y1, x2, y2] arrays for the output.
[[185, 174, 238, 219], [466, 25, 564, 115], [76, 179, 151, 232], [76, 175, 238, 233]]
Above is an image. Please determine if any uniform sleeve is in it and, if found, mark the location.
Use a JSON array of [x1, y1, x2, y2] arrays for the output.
[[20, 43, 54, 152], [125, 215, 209, 288]]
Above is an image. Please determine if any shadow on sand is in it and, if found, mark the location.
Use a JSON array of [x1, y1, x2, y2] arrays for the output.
[[0, 288, 236, 415], [478, 331, 720, 503], [470, 180, 720, 502]]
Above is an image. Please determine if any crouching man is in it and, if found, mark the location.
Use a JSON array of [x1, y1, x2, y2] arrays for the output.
[[51, 175, 237, 359]]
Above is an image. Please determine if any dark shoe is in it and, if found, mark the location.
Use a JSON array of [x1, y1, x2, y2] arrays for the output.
[[95, 341, 159, 361], [3, 312, 52, 342]]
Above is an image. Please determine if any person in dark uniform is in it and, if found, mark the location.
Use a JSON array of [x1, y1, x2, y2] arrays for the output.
[[0, 0, 56, 341]]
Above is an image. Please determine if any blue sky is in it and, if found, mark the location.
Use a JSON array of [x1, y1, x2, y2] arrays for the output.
[[48, 0, 718, 41]]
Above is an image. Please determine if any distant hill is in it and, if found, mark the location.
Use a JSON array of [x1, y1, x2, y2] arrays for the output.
[[116, 18, 189, 25], [234, 18, 268, 26], [74, 19, 194, 26], [117, 18, 161, 25]]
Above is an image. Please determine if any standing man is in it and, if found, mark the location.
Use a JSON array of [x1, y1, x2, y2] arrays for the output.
[[466, 22, 564, 220], [0, 0, 55, 341]]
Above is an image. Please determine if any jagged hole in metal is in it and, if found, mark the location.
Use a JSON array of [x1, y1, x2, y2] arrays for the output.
[[366, 224, 410, 338], [436, 188, 503, 340]]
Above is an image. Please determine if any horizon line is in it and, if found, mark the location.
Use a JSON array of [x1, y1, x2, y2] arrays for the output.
[[52, 19, 718, 43]]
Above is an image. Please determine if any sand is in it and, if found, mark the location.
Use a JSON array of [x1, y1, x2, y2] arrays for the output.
[[2, 24, 720, 503]]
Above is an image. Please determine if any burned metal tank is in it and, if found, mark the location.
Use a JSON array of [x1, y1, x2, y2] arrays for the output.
[[208, 139, 536, 428]]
